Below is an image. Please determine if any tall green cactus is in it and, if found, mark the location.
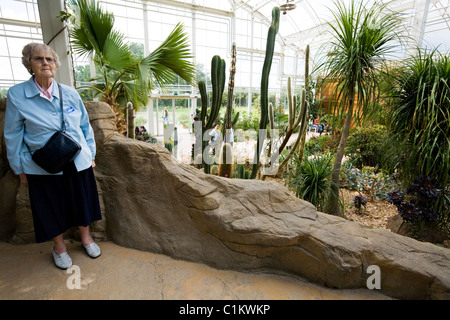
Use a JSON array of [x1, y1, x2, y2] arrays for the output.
[[251, 6, 280, 179], [198, 55, 226, 174], [223, 43, 237, 133], [219, 44, 237, 177], [277, 76, 303, 154], [278, 45, 310, 173], [277, 89, 309, 173]]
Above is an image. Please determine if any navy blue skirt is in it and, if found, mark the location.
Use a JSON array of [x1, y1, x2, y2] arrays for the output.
[[27, 162, 102, 243]]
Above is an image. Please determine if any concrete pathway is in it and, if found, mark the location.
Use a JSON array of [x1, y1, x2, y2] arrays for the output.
[[0, 240, 391, 300]]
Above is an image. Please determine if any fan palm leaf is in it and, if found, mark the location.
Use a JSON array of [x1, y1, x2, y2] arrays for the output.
[[69, 0, 114, 59], [140, 23, 196, 90], [69, 0, 195, 117]]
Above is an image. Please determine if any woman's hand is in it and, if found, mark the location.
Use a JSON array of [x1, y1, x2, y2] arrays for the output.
[[19, 173, 28, 187], [92, 160, 96, 168]]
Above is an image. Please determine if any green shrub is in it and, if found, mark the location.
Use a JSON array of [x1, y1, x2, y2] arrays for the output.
[[304, 134, 339, 156], [234, 111, 260, 131], [344, 125, 389, 169]]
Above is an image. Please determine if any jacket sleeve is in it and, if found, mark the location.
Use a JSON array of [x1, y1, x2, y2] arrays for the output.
[[77, 95, 96, 160], [4, 90, 25, 175]]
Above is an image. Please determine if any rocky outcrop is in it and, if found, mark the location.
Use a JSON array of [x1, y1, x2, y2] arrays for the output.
[[1, 99, 449, 299], [87, 102, 449, 300]]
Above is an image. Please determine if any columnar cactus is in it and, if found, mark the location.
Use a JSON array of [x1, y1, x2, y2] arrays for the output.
[[263, 44, 310, 175], [251, 6, 280, 179], [197, 55, 226, 174], [224, 43, 237, 133], [126, 102, 135, 139], [277, 76, 303, 154], [218, 142, 234, 178], [219, 43, 237, 176]]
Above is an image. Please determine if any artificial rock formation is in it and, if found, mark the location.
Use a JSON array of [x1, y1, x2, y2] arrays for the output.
[[87, 102, 449, 300], [1, 99, 449, 300]]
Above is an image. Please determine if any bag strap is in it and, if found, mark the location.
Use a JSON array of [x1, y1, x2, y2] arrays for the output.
[[58, 84, 66, 133], [24, 83, 65, 154]]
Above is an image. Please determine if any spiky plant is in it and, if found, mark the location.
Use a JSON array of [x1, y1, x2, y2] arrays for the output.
[[319, 0, 403, 215], [385, 48, 450, 189]]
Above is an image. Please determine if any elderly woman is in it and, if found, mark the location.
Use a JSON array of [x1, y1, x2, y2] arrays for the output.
[[4, 43, 102, 269]]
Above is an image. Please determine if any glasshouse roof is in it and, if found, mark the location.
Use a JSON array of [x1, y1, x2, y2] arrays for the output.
[[1, 0, 450, 91]]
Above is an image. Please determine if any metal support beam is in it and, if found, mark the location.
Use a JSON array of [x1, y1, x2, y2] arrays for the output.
[[37, 0, 74, 87], [408, 0, 431, 53]]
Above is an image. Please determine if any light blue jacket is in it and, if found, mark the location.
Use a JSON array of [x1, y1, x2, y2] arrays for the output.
[[4, 77, 96, 175]]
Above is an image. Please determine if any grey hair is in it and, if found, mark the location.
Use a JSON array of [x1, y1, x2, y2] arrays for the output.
[[22, 43, 60, 75]]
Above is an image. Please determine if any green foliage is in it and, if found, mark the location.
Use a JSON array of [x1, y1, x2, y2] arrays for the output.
[[340, 163, 401, 201], [344, 125, 389, 169], [134, 116, 147, 128], [68, 0, 195, 114], [304, 135, 339, 156], [384, 48, 450, 189], [317, 0, 403, 215], [285, 152, 335, 211], [234, 111, 260, 131], [0, 89, 8, 99]]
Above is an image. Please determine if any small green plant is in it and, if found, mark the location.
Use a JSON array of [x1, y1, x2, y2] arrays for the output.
[[340, 164, 400, 201], [285, 152, 335, 212]]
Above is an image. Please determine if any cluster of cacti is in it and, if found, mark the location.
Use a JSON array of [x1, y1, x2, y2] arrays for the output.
[[277, 45, 311, 173], [251, 6, 280, 179], [238, 164, 251, 179], [197, 55, 226, 174], [277, 76, 305, 154]]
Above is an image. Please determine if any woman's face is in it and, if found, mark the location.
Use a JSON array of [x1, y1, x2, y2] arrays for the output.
[[29, 48, 56, 79]]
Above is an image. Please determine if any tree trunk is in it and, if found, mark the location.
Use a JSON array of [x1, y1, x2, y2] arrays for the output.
[[327, 89, 354, 216]]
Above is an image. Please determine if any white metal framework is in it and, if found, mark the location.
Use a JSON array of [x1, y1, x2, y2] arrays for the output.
[[1, 0, 449, 96]]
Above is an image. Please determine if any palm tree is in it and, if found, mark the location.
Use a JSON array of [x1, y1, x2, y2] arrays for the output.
[[68, 0, 196, 131], [319, 0, 403, 215]]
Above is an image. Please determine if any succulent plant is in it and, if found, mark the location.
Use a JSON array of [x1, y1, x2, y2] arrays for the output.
[[250, 6, 280, 179], [197, 55, 226, 174], [386, 190, 405, 206], [388, 175, 443, 223], [353, 193, 368, 211]]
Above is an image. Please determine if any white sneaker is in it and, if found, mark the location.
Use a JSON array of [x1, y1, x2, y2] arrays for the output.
[[51, 248, 72, 269], [83, 242, 101, 258]]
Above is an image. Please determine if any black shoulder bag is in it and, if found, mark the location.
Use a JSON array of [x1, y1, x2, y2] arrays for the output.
[[26, 84, 81, 173]]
